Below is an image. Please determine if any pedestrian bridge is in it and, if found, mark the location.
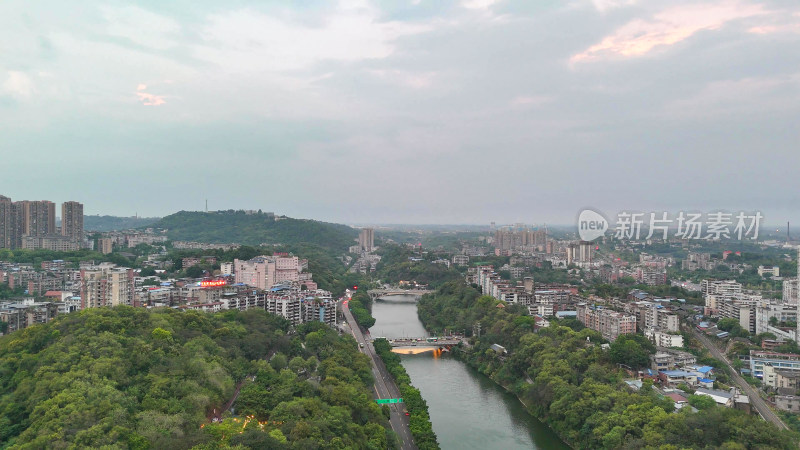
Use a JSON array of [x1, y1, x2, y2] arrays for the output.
[[377, 337, 466, 347], [368, 289, 434, 301]]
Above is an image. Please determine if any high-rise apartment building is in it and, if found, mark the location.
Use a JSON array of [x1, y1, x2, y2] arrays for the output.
[[99, 238, 114, 254], [61, 201, 83, 242], [19, 200, 56, 237], [80, 267, 135, 309], [0, 195, 13, 248], [493, 227, 547, 254], [0, 195, 84, 249], [359, 228, 374, 253]]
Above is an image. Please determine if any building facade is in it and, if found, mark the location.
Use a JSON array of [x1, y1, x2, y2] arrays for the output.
[[80, 267, 135, 309], [577, 304, 637, 341], [358, 228, 374, 253], [61, 201, 83, 242]]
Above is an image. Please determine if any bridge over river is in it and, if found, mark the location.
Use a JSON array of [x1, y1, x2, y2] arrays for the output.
[[368, 289, 434, 301], [376, 336, 467, 348]]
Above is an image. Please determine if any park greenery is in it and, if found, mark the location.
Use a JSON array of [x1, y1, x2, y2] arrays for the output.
[[149, 211, 358, 251], [416, 280, 798, 449], [373, 339, 439, 450], [0, 307, 397, 449]]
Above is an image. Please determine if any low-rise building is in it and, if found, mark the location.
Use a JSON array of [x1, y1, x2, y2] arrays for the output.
[[776, 395, 800, 412], [645, 329, 684, 348], [750, 350, 800, 379], [762, 364, 800, 390], [0, 299, 59, 334], [695, 388, 735, 407], [452, 254, 470, 266], [758, 265, 780, 277], [651, 348, 697, 371]]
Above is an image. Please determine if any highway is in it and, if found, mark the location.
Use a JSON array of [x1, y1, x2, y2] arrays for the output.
[[691, 328, 788, 430], [341, 296, 417, 450]]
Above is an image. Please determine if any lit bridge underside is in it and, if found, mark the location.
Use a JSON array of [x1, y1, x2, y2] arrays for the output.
[[391, 346, 446, 355], [379, 337, 465, 348]]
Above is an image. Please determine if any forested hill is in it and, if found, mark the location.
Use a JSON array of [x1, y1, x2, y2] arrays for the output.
[[84, 215, 160, 231], [0, 307, 391, 449], [149, 211, 358, 250]]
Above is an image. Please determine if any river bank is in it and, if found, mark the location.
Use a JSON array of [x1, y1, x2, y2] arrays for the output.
[[446, 345, 572, 449], [371, 296, 567, 449]]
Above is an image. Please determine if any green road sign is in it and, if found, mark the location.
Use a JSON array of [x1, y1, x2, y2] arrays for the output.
[[375, 398, 403, 404]]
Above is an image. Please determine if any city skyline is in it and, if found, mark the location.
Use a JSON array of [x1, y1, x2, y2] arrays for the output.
[[2, 0, 800, 224]]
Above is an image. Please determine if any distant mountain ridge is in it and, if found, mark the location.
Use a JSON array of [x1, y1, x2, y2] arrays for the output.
[[84, 215, 160, 231], [149, 210, 358, 250]]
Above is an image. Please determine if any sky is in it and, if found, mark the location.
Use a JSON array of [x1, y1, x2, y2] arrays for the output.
[[1, 0, 799, 225]]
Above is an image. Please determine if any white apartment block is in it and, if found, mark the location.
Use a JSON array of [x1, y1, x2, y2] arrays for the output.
[[758, 265, 780, 277], [453, 254, 470, 266], [80, 267, 134, 309], [645, 329, 684, 348], [783, 278, 798, 304], [220, 262, 234, 276]]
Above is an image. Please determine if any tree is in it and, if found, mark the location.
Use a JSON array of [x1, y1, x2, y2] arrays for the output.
[[689, 394, 717, 410], [289, 356, 306, 374], [184, 265, 204, 278], [270, 353, 288, 370], [609, 334, 656, 369]]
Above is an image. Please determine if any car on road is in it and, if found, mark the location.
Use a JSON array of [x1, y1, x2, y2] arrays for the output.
[[359, 343, 364, 348]]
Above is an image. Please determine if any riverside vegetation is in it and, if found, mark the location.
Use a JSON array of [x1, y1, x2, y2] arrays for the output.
[[0, 307, 397, 449], [372, 339, 439, 450], [416, 281, 799, 450]]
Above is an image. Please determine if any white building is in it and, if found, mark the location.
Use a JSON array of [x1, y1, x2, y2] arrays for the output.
[[220, 262, 234, 276], [645, 329, 684, 348]]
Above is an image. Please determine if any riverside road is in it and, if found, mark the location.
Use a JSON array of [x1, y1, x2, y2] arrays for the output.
[[341, 296, 417, 450]]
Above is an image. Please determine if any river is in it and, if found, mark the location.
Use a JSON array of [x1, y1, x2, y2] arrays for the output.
[[370, 295, 568, 450]]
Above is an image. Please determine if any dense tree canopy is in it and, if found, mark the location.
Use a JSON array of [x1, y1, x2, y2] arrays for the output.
[[417, 281, 798, 449], [0, 308, 395, 449], [150, 211, 358, 251]]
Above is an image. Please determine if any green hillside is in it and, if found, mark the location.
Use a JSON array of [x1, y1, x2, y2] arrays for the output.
[[0, 307, 391, 449], [150, 211, 358, 250], [84, 215, 161, 231]]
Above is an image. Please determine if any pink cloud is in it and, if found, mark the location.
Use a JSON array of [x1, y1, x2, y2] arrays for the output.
[[571, 2, 766, 63], [136, 91, 166, 106]]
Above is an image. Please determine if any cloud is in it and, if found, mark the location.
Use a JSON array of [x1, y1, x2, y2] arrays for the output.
[[137, 83, 147, 91], [194, 4, 433, 73], [589, 0, 637, 12], [136, 90, 166, 106], [367, 69, 437, 88], [571, 2, 766, 63], [2, 71, 35, 98], [462, 0, 500, 10]]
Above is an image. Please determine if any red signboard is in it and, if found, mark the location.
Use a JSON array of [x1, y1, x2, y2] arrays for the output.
[[201, 280, 226, 287]]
